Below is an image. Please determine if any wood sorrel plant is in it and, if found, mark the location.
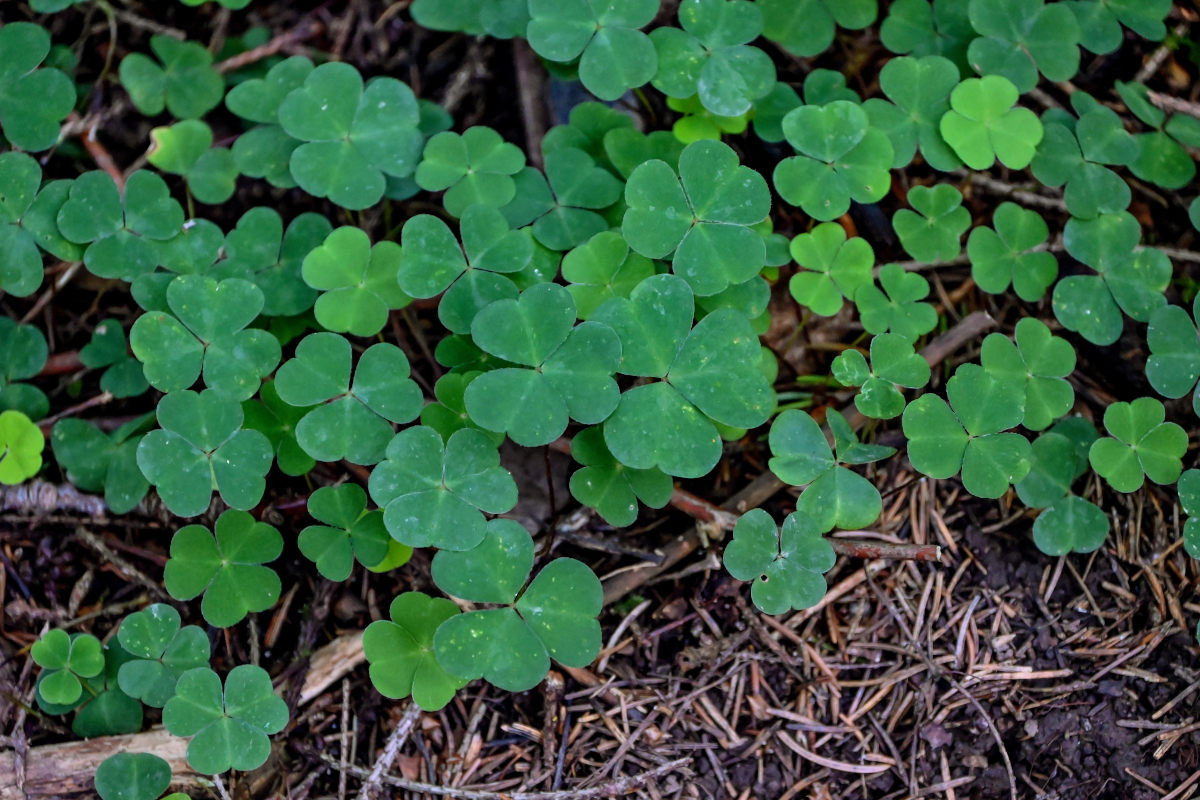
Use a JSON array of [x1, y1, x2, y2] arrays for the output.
[[1, 0, 1196, 794]]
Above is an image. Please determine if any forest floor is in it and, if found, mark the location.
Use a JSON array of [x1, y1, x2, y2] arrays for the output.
[[2, 1, 1200, 799]]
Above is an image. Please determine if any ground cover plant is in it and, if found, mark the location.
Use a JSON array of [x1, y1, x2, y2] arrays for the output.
[[1, 0, 1199, 797]]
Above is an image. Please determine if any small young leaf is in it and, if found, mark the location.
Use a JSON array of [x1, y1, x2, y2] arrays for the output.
[[0, 410, 43, 485], [1088, 397, 1186, 493], [788, 223, 873, 316], [892, 184, 970, 263], [854, 264, 937, 342], [967, 202, 1056, 301], [119, 36, 224, 119], [723, 509, 835, 614], [299, 483, 395, 581]]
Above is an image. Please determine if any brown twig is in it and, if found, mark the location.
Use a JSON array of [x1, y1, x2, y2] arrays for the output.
[[76, 121, 124, 191], [38, 350, 85, 377], [1136, 21, 1190, 83], [513, 39, 548, 170], [37, 392, 114, 431], [356, 703, 421, 800], [213, 21, 324, 73]]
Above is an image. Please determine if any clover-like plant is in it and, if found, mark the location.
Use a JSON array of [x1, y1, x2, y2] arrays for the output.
[[31, 629, 105, 706], [561, 231, 655, 319], [966, 0, 1081, 91], [603, 127, 685, 178], [1015, 418, 1107, 555], [893, 184, 971, 263], [854, 263, 938, 342], [136, 390, 273, 516], [65, 641, 143, 739], [1030, 101, 1139, 219], [568, 426, 673, 527], [1051, 211, 1169, 345], [594, 274, 775, 477], [219, 207, 331, 317], [0, 410, 44, 485], [542, 101, 634, 162], [463, 283, 620, 446], [431, 519, 602, 692], [95, 752, 177, 800], [978, 318, 1076, 431], [723, 508, 836, 613], [1116, 80, 1199, 190], [116, 604, 211, 708], [623, 139, 770, 296], [367, 425, 518, 551], [411, 0, 530, 38], [0, 318, 48, 420], [415, 126, 526, 217], [164, 509, 283, 627], [130, 276, 280, 401], [225, 56, 313, 188], [666, 95, 749, 143], [758, 0, 876, 57], [273, 333, 422, 465], [162, 665, 289, 775], [1069, 0, 1171, 53], [650, 0, 775, 117], [902, 364, 1032, 498], [57, 170, 185, 281], [1146, 295, 1200, 417], [420, 372, 503, 444], [832, 333, 931, 419], [51, 416, 151, 513], [277, 62, 424, 209], [768, 409, 894, 530], [241, 380, 314, 477], [399, 205, 532, 333], [147, 121, 238, 205], [362, 592, 468, 710], [127, 220, 225, 312], [79, 320, 150, 399], [1180, 470, 1200, 559], [966, 202, 1056, 301], [299, 483, 399, 581], [0, 152, 52, 296], [939, 75, 1043, 170], [508, 147, 624, 251], [1088, 397, 1186, 493], [301, 227, 410, 337], [774, 100, 894, 221], [527, 0, 659, 102], [119, 36, 224, 120], [880, 0, 974, 67], [862, 55, 961, 170], [0, 23, 75, 151]]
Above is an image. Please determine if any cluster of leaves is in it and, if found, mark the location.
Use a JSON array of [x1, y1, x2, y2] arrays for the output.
[[11, 1, 1200, 792]]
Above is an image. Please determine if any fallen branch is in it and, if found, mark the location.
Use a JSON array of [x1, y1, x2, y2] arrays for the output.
[[214, 21, 323, 73]]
